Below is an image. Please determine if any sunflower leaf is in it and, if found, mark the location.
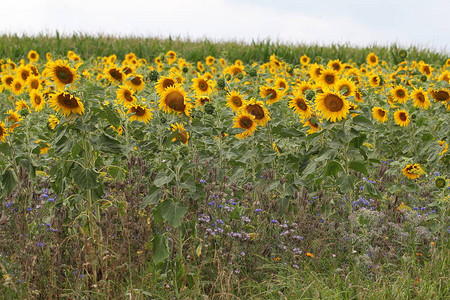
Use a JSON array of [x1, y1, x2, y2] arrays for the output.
[[71, 165, 99, 190], [1, 169, 18, 196], [349, 161, 369, 175], [153, 171, 175, 187], [153, 234, 169, 264], [324, 161, 344, 177], [160, 200, 187, 228], [352, 115, 373, 128]]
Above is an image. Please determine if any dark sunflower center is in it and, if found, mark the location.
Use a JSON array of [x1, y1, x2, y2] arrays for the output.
[[14, 83, 22, 90], [340, 84, 351, 96], [325, 74, 335, 84], [315, 68, 322, 76], [246, 104, 265, 120], [34, 95, 42, 105], [396, 89, 405, 98], [296, 99, 307, 111], [231, 96, 242, 106], [332, 63, 340, 71], [30, 53, 36, 59], [131, 76, 142, 86], [124, 90, 133, 102], [239, 116, 253, 129], [377, 109, 385, 117], [166, 91, 186, 112], [0, 126, 4, 136], [21, 70, 30, 81], [109, 69, 122, 80], [200, 97, 210, 105], [30, 79, 39, 90], [177, 132, 188, 144], [416, 92, 425, 103], [279, 82, 286, 89], [123, 67, 132, 75], [5, 77, 13, 85], [399, 112, 407, 121], [265, 89, 277, 99], [231, 67, 242, 76], [55, 66, 74, 84], [198, 80, 208, 91], [302, 58, 308, 63], [324, 94, 344, 112], [162, 78, 175, 89], [131, 106, 146, 116], [58, 93, 79, 109], [433, 91, 449, 101], [423, 66, 430, 74], [370, 56, 377, 63]]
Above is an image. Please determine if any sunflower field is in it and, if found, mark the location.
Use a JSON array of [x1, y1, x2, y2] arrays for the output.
[[0, 37, 449, 299]]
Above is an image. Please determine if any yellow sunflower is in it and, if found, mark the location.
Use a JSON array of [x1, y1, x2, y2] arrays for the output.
[[288, 91, 313, 120], [49, 91, 85, 116], [233, 112, 258, 140], [372, 107, 388, 123], [159, 85, 192, 116], [165, 50, 177, 65], [226, 91, 245, 112], [0, 122, 9, 142], [192, 76, 214, 95], [242, 98, 271, 126], [318, 68, 339, 89], [294, 80, 314, 95], [335, 78, 356, 97], [259, 85, 284, 105], [402, 164, 425, 180], [48, 115, 60, 130], [196, 95, 211, 107], [327, 59, 343, 73], [155, 76, 177, 95], [125, 74, 145, 92], [299, 55, 310, 66], [224, 64, 245, 77], [366, 53, 379, 67], [116, 85, 137, 107], [46, 60, 78, 90], [1, 74, 14, 90], [28, 50, 39, 62], [25, 74, 42, 91], [303, 118, 321, 135], [205, 56, 215, 66], [393, 109, 410, 127], [17, 65, 31, 82], [15, 100, 30, 111], [390, 85, 409, 103], [315, 90, 350, 122], [170, 122, 189, 144], [128, 104, 153, 123], [438, 140, 448, 155], [35, 140, 50, 154], [368, 74, 382, 87], [30, 90, 45, 112], [274, 77, 289, 91], [411, 87, 430, 109], [104, 66, 124, 84], [6, 110, 23, 131], [11, 78, 25, 95]]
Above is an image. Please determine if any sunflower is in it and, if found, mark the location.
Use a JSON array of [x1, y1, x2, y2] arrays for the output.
[[224, 64, 245, 77], [17, 65, 31, 82], [155, 76, 177, 95], [438, 71, 450, 83], [372, 107, 388, 123], [418, 63, 432, 77], [299, 55, 310, 66], [28, 50, 39, 62], [159, 85, 192, 116], [402, 164, 425, 180], [318, 68, 338, 89], [126, 74, 145, 92], [30, 90, 45, 111], [394, 109, 410, 127], [303, 118, 321, 135], [366, 53, 379, 67], [242, 98, 271, 126], [192, 76, 214, 95], [15, 100, 30, 111], [48, 115, 60, 130], [0, 122, 9, 142], [390, 85, 409, 103], [35, 140, 50, 154], [170, 122, 189, 144], [196, 95, 211, 107], [327, 59, 343, 73], [104, 66, 124, 84], [438, 140, 448, 155], [197, 61, 205, 73], [6, 110, 23, 131], [226, 91, 245, 112], [49, 92, 84, 116], [315, 90, 350, 122], [11, 78, 25, 95], [128, 104, 153, 123], [1, 74, 14, 89], [233, 112, 258, 140], [165, 50, 177, 65], [274, 77, 289, 91], [368, 74, 382, 87], [289, 91, 313, 120], [260, 85, 284, 105], [411, 87, 430, 109], [335, 78, 356, 97], [46, 60, 78, 90], [294, 80, 314, 95], [116, 85, 137, 107], [26, 75, 42, 91], [429, 89, 449, 102]]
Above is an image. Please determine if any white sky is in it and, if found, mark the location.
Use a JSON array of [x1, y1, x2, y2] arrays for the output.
[[1, 0, 449, 53]]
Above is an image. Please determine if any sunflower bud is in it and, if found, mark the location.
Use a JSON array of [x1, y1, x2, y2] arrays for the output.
[[182, 66, 189, 73], [305, 89, 316, 101], [217, 78, 226, 90], [204, 103, 215, 115], [315, 56, 322, 63], [420, 75, 427, 82], [236, 73, 244, 80], [248, 68, 257, 77], [435, 176, 446, 188], [148, 70, 159, 82], [225, 74, 231, 81], [395, 77, 401, 85]]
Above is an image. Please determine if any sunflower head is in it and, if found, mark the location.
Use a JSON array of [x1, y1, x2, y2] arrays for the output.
[[289, 92, 312, 121], [372, 106, 388, 123], [28, 50, 39, 62], [0, 122, 9, 142], [170, 122, 189, 144], [49, 91, 84, 116], [128, 104, 153, 123], [232, 112, 258, 140], [192, 76, 214, 95], [315, 90, 350, 122], [126, 74, 146, 92], [411, 87, 430, 109], [105, 67, 124, 83], [300, 55, 310, 66], [243, 98, 271, 126], [260, 85, 284, 105], [159, 85, 192, 116], [226, 91, 245, 112], [46, 60, 78, 90], [319, 68, 338, 89], [394, 109, 410, 127], [391, 85, 409, 103], [116, 85, 137, 107], [402, 164, 425, 180], [156, 76, 177, 95], [367, 53, 379, 67], [30, 90, 45, 112]]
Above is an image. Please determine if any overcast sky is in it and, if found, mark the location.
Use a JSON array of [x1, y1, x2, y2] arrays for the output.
[[1, 0, 448, 53]]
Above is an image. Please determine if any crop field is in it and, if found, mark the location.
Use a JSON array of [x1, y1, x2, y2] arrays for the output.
[[0, 35, 449, 299]]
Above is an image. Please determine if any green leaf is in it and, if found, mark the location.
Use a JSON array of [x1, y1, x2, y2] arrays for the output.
[[350, 134, 367, 148], [140, 185, 161, 209], [153, 171, 175, 187], [364, 182, 382, 199], [324, 161, 344, 177], [90, 133, 124, 154], [229, 168, 245, 182], [349, 161, 369, 175], [352, 115, 373, 128], [160, 200, 187, 227], [71, 165, 99, 189], [1, 169, 18, 196], [153, 234, 169, 264], [336, 174, 356, 193]]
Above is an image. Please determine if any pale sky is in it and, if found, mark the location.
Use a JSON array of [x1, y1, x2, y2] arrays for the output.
[[1, 0, 448, 53]]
